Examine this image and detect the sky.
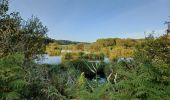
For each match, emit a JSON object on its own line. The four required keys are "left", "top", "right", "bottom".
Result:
{"left": 9, "top": 0, "right": 170, "bottom": 42}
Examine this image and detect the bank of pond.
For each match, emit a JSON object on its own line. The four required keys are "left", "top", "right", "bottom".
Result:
{"left": 35, "top": 54, "right": 133, "bottom": 84}
{"left": 36, "top": 54, "right": 131, "bottom": 65}
{"left": 35, "top": 54, "right": 109, "bottom": 82}
{"left": 36, "top": 54, "right": 110, "bottom": 65}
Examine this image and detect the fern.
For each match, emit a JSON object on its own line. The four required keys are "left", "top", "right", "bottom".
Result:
{"left": 5, "top": 92, "right": 20, "bottom": 100}
{"left": 0, "top": 53, "right": 27, "bottom": 100}
{"left": 113, "top": 58, "right": 170, "bottom": 99}
{"left": 9, "top": 79, "right": 28, "bottom": 90}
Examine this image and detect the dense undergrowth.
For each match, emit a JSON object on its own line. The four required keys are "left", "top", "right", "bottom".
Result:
{"left": 1, "top": 34, "right": 170, "bottom": 100}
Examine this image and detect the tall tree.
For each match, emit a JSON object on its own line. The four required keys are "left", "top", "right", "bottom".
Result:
{"left": 21, "top": 16, "right": 48, "bottom": 62}
{"left": 0, "top": 0, "right": 22, "bottom": 57}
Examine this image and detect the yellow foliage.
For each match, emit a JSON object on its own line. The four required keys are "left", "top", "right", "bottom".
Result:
{"left": 109, "top": 46, "right": 134, "bottom": 61}
{"left": 46, "top": 43, "right": 61, "bottom": 56}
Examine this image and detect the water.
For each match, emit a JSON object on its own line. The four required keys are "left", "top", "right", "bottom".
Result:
{"left": 36, "top": 54, "right": 108, "bottom": 83}
{"left": 92, "top": 77, "right": 107, "bottom": 84}
{"left": 104, "top": 57, "right": 110, "bottom": 63}
{"left": 36, "top": 54, "right": 110, "bottom": 65}
{"left": 36, "top": 54, "right": 62, "bottom": 65}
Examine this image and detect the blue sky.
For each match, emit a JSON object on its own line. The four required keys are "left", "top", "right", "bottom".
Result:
{"left": 9, "top": 0, "right": 170, "bottom": 42}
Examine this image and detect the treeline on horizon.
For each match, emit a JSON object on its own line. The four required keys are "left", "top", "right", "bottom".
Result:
{"left": 45, "top": 37, "right": 90, "bottom": 45}
{"left": 45, "top": 36, "right": 143, "bottom": 46}
{"left": 1, "top": 0, "right": 170, "bottom": 100}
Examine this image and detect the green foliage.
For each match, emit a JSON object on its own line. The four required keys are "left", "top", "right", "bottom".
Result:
{"left": 113, "top": 60, "right": 170, "bottom": 99}
{"left": 0, "top": 0, "right": 48, "bottom": 63}
{"left": 22, "top": 16, "right": 48, "bottom": 61}
{"left": 47, "top": 63, "right": 80, "bottom": 99}
{"left": 1, "top": 35, "right": 170, "bottom": 99}
{"left": 78, "top": 83, "right": 114, "bottom": 100}
{"left": 0, "top": 0, "right": 8, "bottom": 15}
{"left": 135, "top": 35, "right": 170, "bottom": 64}
{"left": 112, "top": 35, "right": 170, "bottom": 99}
{"left": 0, "top": 11, "right": 22, "bottom": 57}
{"left": 41, "top": 85, "right": 66, "bottom": 100}
{"left": 1, "top": 1, "right": 170, "bottom": 99}
{"left": 0, "top": 53, "right": 27, "bottom": 100}
{"left": 78, "top": 72, "right": 87, "bottom": 89}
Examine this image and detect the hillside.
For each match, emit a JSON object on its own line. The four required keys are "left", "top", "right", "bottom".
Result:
{"left": 45, "top": 37, "right": 89, "bottom": 45}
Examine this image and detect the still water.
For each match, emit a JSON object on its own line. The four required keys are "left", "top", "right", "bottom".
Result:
{"left": 36, "top": 54, "right": 110, "bottom": 65}
{"left": 36, "top": 54, "right": 62, "bottom": 64}
{"left": 36, "top": 54, "right": 108, "bottom": 83}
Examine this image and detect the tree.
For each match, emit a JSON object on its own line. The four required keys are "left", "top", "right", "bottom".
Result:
{"left": 0, "top": 0, "right": 8, "bottom": 15}
{"left": 21, "top": 16, "right": 48, "bottom": 63}
{"left": 0, "top": 0, "right": 22, "bottom": 57}
{"left": 0, "top": 0, "right": 48, "bottom": 62}
{"left": 0, "top": 12, "right": 22, "bottom": 57}
{"left": 0, "top": 0, "right": 21, "bottom": 57}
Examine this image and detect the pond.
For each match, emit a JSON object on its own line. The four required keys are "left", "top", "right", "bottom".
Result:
{"left": 36, "top": 54, "right": 62, "bottom": 65}
{"left": 36, "top": 54, "right": 108, "bottom": 83}
{"left": 36, "top": 54, "right": 110, "bottom": 65}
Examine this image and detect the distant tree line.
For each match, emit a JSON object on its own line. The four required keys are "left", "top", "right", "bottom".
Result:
{"left": 45, "top": 37, "right": 89, "bottom": 45}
